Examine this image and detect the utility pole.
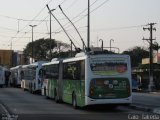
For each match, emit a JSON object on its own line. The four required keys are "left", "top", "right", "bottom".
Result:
{"left": 143, "top": 23, "right": 156, "bottom": 92}
{"left": 87, "top": 0, "right": 90, "bottom": 51}
{"left": 48, "top": 7, "right": 55, "bottom": 60}
{"left": 29, "top": 25, "right": 37, "bottom": 63}
{"left": 10, "top": 37, "right": 14, "bottom": 50}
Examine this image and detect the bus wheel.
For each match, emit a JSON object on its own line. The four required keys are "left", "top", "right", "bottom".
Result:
{"left": 72, "top": 93, "right": 77, "bottom": 109}
{"left": 31, "top": 84, "right": 33, "bottom": 93}
{"left": 29, "top": 83, "right": 32, "bottom": 93}
{"left": 54, "top": 89, "right": 59, "bottom": 103}
{"left": 44, "top": 87, "right": 46, "bottom": 96}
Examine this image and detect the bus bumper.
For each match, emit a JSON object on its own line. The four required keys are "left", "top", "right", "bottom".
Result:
{"left": 85, "top": 96, "right": 132, "bottom": 106}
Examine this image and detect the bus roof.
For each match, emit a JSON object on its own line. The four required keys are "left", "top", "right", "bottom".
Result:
{"left": 22, "top": 61, "right": 48, "bottom": 68}
{"left": 10, "top": 65, "right": 22, "bottom": 70}
{"left": 42, "top": 60, "right": 59, "bottom": 66}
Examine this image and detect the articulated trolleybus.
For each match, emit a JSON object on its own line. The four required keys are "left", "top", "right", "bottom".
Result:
{"left": 21, "top": 61, "right": 47, "bottom": 93}
{"left": 41, "top": 52, "right": 132, "bottom": 108}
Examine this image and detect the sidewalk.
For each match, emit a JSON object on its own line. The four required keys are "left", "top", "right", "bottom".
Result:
{"left": 130, "top": 91, "right": 160, "bottom": 114}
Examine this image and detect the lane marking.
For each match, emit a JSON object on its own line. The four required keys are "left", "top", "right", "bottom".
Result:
{"left": 0, "top": 104, "right": 18, "bottom": 120}
{"left": 0, "top": 104, "right": 9, "bottom": 115}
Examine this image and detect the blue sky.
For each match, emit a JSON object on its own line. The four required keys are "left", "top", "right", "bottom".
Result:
{"left": 0, "top": 0, "right": 160, "bottom": 53}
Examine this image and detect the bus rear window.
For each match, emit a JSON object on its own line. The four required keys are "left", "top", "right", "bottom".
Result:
{"left": 90, "top": 57, "right": 128, "bottom": 76}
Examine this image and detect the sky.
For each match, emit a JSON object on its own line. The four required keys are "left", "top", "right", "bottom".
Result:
{"left": 0, "top": 0, "right": 160, "bottom": 53}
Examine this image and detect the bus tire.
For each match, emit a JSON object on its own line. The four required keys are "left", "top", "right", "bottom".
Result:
{"left": 31, "top": 83, "right": 33, "bottom": 93}
{"left": 54, "top": 89, "right": 59, "bottom": 103}
{"left": 46, "top": 89, "right": 49, "bottom": 99}
{"left": 29, "top": 83, "right": 31, "bottom": 93}
{"left": 72, "top": 93, "right": 77, "bottom": 109}
{"left": 44, "top": 87, "right": 46, "bottom": 96}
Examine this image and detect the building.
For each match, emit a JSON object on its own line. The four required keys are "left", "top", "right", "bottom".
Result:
{"left": 0, "top": 50, "right": 13, "bottom": 68}
{"left": 12, "top": 51, "right": 25, "bottom": 67}
{"left": 0, "top": 50, "right": 25, "bottom": 68}
{"left": 133, "top": 52, "right": 160, "bottom": 90}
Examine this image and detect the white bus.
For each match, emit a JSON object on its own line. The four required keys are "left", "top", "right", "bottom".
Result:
{"left": 10, "top": 65, "right": 22, "bottom": 87}
{"left": 41, "top": 52, "right": 132, "bottom": 108}
{"left": 0, "top": 66, "right": 10, "bottom": 87}
{"left": 21, "top": 61, "right": 48, "bottom": 93}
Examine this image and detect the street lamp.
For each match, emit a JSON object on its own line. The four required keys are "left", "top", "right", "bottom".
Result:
{"left": 99, "top": 39, "right": 103, "bottom": 51}
{"left": 29, "top": 25, "right": 37, "bottom": 63}
{"left": 110, "top": 39, "right": 114, "bottom": 51}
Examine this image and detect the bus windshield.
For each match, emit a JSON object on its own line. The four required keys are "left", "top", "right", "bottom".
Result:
{"left": 90, "top": 56, "right": 128, "bottom": 76}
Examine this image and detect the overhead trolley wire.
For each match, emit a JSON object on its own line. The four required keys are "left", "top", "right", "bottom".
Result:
{"left": 9, "top": 0, "right": 54, "bottom": 47}
{"left": 12, "top": 0, "right": 68, "bottom": 48}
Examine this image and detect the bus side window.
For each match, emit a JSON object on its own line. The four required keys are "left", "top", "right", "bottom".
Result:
{"left": 63, "top": 61, "right": 84, "bottom": 80}
{"left": 39, "top": 69, "right": 46, "bottom": 78}
{"left": 74, "top": 61, "right": 80, "bottom": 80}
{"left": 20, "top": 71, "right": 24, "bottom": 79}
{"left": 43, "top": 70, "right": 46, "bottom": 76}
{"left": 80, "top": 60, "right": 85, "bottom": 80}
{"left": 39, "top": 69, "right": 43, "bottom": 76}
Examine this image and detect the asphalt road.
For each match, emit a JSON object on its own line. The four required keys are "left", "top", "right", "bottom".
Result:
{"left": 0, "top": 88, "right": 153, "bottom": 120}
{"left": 132, "top": 92, "right": 160, "bottom": 108}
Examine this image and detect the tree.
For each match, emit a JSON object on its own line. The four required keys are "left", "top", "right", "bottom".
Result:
{"left": 153, "top": 42, "right": 160, "bottom": 53}
{"left": 23, "top": 38, "right": 70, "bottom": 63}
{"left": 123, "top": 46, "right": 149, "bottom": 67}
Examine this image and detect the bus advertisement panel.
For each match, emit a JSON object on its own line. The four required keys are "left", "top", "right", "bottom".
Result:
{"left": 88, "top": 55, "right": 131, "bottom": 102}
{"left": 90, "top": 56, "right": 128, "bottom": 76}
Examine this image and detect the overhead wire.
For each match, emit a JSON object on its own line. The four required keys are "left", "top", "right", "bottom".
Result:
{"left": 1, "top": 0, "right": 75, "bottom": 48}
{"left": 45, "top": 0, "right": 99, "bottom": 48}
{"left": 91, "top": 24, "right": 148, "bottom": 32}
{"left": 12, "top": 0, "right": 68, "bottom": 48}
{"left": 50, "top": 0, "right": 108, "bottom": 48}
{"left": 10, "top": 0, "right": 54, "bottom": 48}
{"left": 3, "top": 0, "right": 152, "bottom": 51}
{"left": 65, "top": 0, "right": 78, "bottom": 10}
{"left": 0, "top": 26, "right": 17, "bottom": 32}
{"left": 61, "top": 0, "right": 109, "bottom": 31}
{"left": 54, "top": 0, "right": 99, "bottom": 33}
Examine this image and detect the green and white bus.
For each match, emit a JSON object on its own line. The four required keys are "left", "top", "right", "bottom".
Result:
{"left": 21, "top": 61, "right": 47, "bottom": 93}
{"left": 41, "top": 53, "right": 132, "bottom": 108}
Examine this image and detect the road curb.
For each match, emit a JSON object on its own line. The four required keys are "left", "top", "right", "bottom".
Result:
{"left": 130, "top": 104, "right": 160, "bottom": 115}
{"left": 153, "top": 108, "right": 160, "bottom": 114}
